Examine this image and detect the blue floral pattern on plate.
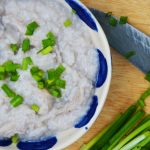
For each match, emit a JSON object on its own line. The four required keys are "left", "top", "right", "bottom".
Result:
{"left": 96, "top": 49, "right": 108, "bottom": 87}
{"left": 75, "top": 96, "right": 98, "bottom": 128}
{"left": 0, "top": 139, "right": 12, "bottom": 147}
{"left": 17, "top": 137, "right": 57, "bottom": 150}
{"left": 65, "top": 0, "right": 98, "bottom": 31}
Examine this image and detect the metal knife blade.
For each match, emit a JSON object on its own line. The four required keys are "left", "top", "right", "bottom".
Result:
{"left": 90, "top": 9, "right": 150, "bottom": 73}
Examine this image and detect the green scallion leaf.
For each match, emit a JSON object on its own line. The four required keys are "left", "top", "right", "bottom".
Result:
{"left": 37, "top": 46, "right": 53, "bottom": 55}
{"left": 119, "top": 16, "right": 128, "bottom": 25}
{"left": 31, "top": 104, "right": 40, "bottom": 113}
{"left": 10, "top": 95, "right": 24, "bottom": 107}
{"left": 47, "top": 69, "right": 55, "bottom": 80}
{"left": 42, "top": 38, "right": 56, "bottom": 48}
{"left": 105, "top": 12, "right": 112, "bottom": 17}
{"left": 5, "top": 63, "right": 20, "bottom": 73}
{"left": 64, "top": 19, "right": 72, "bottom": 27}
{"left": 0, "top": 73, "right": 6, "bottom": 80}
{"left": 10, "top": 71, "right": 20, "bottom": 82}
{"left": 46, "top": 32, "right": 56, "bottom": 44}
{"left": 48, "top": 87, "right": 62, "bottom": 98}
{"left": 30, "top": 66, "right": 44, "bottom": 82}
{"left": 55, "top": 64, "right": 65, "bottom": 78}
{"left": 72, "top": 9, "right": 76, "bottom": 14}
{"left": 25, "top": 21, "right": 39, "bottom": 36}
{"left": 22, "top": 38, "right": 30, "bottom": 52}
{"left": 11, "top": 134, "right": 19, "bottom": 144}
{"left": 10, "top": 44, "right": 19, "bottom": 54}
{"left": 145, "top": 71, "right": 150, "bottom": 82}
{"left": 22, "top": 57, "right": 33, "bottom": 70}
{"left": 124, "top": 51, "right": 136, "bottom": 59}
{"left": 55, "top": 79, "right": 66, "bottom": 89}
{"left": 0, "top": 66, "right": 5, "bottom": 73}
{"left": 109, "top": 17, "right": 118, "bottom": 27}
{"left": 1, "top": 84, "right": 16, "bottom": 98}
{"left": 38, "top": 81, "right": 45, "bottom": 89}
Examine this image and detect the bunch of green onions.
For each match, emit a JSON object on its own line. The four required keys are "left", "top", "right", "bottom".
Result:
{"left": 30, "top": 64, "right": 66, "bottom": 98}
{"left": 81, "top": 89, "right": 150, "bottom": 150}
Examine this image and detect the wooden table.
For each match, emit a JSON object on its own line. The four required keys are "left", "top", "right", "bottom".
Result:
{"left": 66, "top": 1, "right": 150, "bottom": 149}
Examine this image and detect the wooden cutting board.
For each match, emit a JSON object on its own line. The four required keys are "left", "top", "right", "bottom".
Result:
{"left": 65, "top": 1, "right": 150, "bottom": 150}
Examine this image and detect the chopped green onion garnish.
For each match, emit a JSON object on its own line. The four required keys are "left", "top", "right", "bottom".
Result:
{"left": 42, "top": 39, "right": 53, "bottom": 49}
{"left": 145, "top": 71, "right": 150, "bottom": 82}
{"left": 25, "top": 21, "right": 39, "bottom": 36}
{"left": 64, "top": 19, "right": 72, "bottom": 27}
{"left": 55, "top": 64, "right": 65, "bottom": 78}
{"left": 22, "top": 38, "right": 30, "bottom": 52}
{"left": 124, "top": 51, "right": 136, "bottom": 59}
{"left": 31, "top": 65, "right": 66, "bottom": 98}
{"left": 5, "top": 63, "right": 20, "bottom": 73}
{"left": 48, "top": 87, "right": 62, "bottom": 98}
{"left": 31, "top": 104, "right": 40, "bottom": 113}
{"left": 0, "top": 66, "right": 5, "bottom": 73}
{"left": 0, "top": 73, "right": 6, "bottom": 80}
{"left": 11, "top": 134, "right": 19, "bottom": 144}
{"left": 109, "top": 17, "right": 118, "bottom": 27}
{"left": 10, "top": 44, "right": 19, "bottom": 54}
{"left": 38, "top": 81, "right": 45, "bottom": 89}
{"left": 72, "top": 9, "right": 76, "bottom": 14}
{"left": 47, "top": 68, "right": 55, "bottom": 80}
{"left": 22, "top": 57, "right": 33, "bottom": 70}
{"left": 46, "top": 32, "right": 56, "bottom": 45}
{"left": 1, "top": 84, "right": 16, "bottom": 98}
{"left": 55, "top": 79, "right": 66, "bottom": 89}
{"left": 37, "top": 46, "right": 53, "bottom": 55}
{"left": 10, "top": 95, "right": 24, "bottom": 107}
{"left": 30, "top": 66, "right": 44, "bottom": 82}
{"left": 105, "top": 12, "right": 112, "bottom": 17}
{"left": 119, "top": 16, "right": 128, "bottom": 25}
{"left": 10, "top": 71, "right": 20, "bottom": 81}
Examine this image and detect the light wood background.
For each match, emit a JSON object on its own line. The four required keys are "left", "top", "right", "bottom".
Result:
{"left": 66, "top": 1, "right": 150, "bottom": 150}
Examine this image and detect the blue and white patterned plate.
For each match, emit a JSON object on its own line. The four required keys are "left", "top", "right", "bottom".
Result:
{"left": 0, "top": 0, "right": 111, "bottom": 149}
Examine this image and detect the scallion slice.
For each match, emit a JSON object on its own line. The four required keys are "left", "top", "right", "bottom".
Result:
{"left": 55, "top": 79, "right": 66, "bottom": 89}
{"left": 119, "top": 16, "right": 128, "bottom": 25}
{"left": 145, "top": 71, "right": 150, "bottom": 82}
{"left": 46, "top": 32, "right": 56, "bottom": 46}
{"left": 55, "top": 64, "right": 65, "bottom": 78}
{"left": 10, "top": 71, "right": 20, "bottom": 81}
{"left": 37, "top": 46, "right": 53, "bottom": 55}
{"left": 25, "top": 21, "right": 39, "bottom": 36}
{"left": 10, "top": 95, "right": 24, "bottom": 107}
{"left": 48, "top": 87, "right": 62, "bottom": 98}
{"left": 38, "top": 81, "right": 45, "bottom": 89}
{"left": 22, "top": 38, "right": 30, "bottom": 52}
{"left": 47, "top": 69, "right": 55, "bottom": 80}
{"left": 64, "top": 19, "right": 72, "bottom": 27}
{"left": 30, "top": 66, "right": 44, "bottom": 82}
{"left": 1, "top": 84, "right": 16, "bottom": 98}
{"left": 11, "top": 134, "right": 19, "bottom": 144}
{"left": 124, "top": 51, "right": 136, "bottom": 59}
{"left": 10, "top": 44, "right": 19, "bottom": 54}
{"left": 109, "top": 17, "right": 117, "bottom": 27}
{"left": 31, "top": 104, "right": 40, "bottom": 113}
{"left": 22, "top": 57, "right": 33, "bottom": 70}
{"left": 72, "top": 9, "right": 76, "bottom": 14}
{"left": 0, "top": 73, "right": 6, "bottom": 80}
{"left": 0, "top": 66, "right": 5, "bottom": 73}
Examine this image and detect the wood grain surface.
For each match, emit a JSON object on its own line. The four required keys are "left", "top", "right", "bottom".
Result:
{"left": 66, "top": 1, "right": 150, "bottom": 150}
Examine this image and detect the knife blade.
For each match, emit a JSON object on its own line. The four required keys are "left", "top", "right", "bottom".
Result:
{"left": 90, "top": 9, "right": 150, "bottom": 73}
